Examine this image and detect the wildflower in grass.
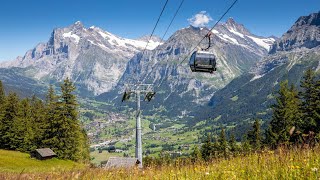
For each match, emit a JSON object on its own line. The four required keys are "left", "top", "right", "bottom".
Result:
{"left": 205, "top": 172, "right": 209, "bottom": 175}
{"left": 311, "top": 167, "right": 318, "bottom": 172}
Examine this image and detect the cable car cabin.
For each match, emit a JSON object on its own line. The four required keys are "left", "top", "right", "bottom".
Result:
{"left": 189, "top": 51, "right": 217, "bottom": 73}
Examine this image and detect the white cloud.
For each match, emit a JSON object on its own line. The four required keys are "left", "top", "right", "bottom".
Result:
{"left": 188, "top": 11, "right": 212, "bottom": 27}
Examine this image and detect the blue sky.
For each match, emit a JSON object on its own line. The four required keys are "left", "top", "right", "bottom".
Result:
{"left": 0, "top": 0, "right": 319, "bottom": 61}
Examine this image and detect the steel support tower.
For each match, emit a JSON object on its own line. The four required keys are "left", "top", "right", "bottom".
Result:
{"left": 122, "top": 83, "right": 155, "bottom": 168}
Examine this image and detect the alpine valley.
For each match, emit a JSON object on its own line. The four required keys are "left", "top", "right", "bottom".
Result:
{"left": 2, "top": 11, "right": 319, "bottom": 159}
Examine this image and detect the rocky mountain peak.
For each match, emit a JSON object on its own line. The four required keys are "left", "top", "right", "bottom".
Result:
{"left": 295, "top": 11, "right": 320, "bottom": 26}
{"left": 71, "top": 21, "right": 85, "bottom": 29}
{"left": 224, "top": 18, "right": 250, "bottom": 35}
{"left": 269, "top": 11, "right": 320, "bottom": 54}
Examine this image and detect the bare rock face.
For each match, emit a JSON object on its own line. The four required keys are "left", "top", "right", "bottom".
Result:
{"left": 270, "top": 12, "right": 320, "bottom": 54}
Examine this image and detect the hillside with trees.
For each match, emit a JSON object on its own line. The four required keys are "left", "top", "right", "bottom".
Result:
{"left": 0, "top": 79, "right": 89, "bottom": 162}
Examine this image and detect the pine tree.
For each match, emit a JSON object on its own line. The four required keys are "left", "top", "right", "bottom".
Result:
{"left": 0, "top": 93, "right": 20, "bottom": 149}
{"left": 247, "top": 119, "right": 262, "bottom": 150}
{"left": 266, "top": 81, "right": 302, "bottom": 148}
{"left": 299, "top": 69, "right": 318, "bottom": 132}
{"left": 241, "top": 135, "right": 251, "bottom": 153}
{"left": 46, "top": 78, "right": 89, "bottom": 161}
{"left": 218, "top": 128, "right": 228, "bottom": 158}
{"left": 30, "top": 96, "right": 46, "bottom": 150}
{"left": 11, "top": 98, "right": 35, "bottom": 151}
{"left": 0, "top": 80, "right": 5, "bottom": 106}
{"left": 229, "top": 132, "right": 239, "bottom": 153}
{"left": 201, "top": 135, "right": 214, "bottom": 161}
{"left": 42, "top": 85, "right": 59, "bottom": 152}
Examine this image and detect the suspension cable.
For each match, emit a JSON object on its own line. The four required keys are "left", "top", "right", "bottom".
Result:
{"left": 178, "top": 0, "right": 238, "bottom": 66}
{"left": 141, "top": 0, "right": 169, "bottom": 57}
{"left": 141, "top": 0, "right": 186, "bottom": 85}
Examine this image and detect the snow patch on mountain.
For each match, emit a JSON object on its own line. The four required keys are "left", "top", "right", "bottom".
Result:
{"left": 229, "top": 28, "right": 245, "bottom": 38}
{"left": 97, "top": 29, "right": 161, "bottom": 50}
{"left": 63, "top": 32, "right": 81, "bottom": 44}
{"left": 211, "top": 30, "right": 239, "bottom": 45}
{"left": 247, "top": 35, "right": 274, "bottom": 51}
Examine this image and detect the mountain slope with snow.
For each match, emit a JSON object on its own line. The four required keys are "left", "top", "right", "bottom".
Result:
{"left": 0, "top": 21, "right": 162, "bottom": 95}
{"left": 97, "top": 18, "right": 275, "bottom": 118}
{"left": 205, "top": 11, "right": 320, "bottom": 128}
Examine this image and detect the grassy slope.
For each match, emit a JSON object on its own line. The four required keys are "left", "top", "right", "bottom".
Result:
{"left": 1, "top": 148, "right": 320, "bottom": 179}
{"left": 0, "top": 150, "right": 85, "bottom": 173}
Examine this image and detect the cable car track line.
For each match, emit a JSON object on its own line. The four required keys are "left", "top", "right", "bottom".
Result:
{"left": 141, "top": 0, "right": 169, "bottom": 57}
{"left": 141, "top": 0, "right": 185, "bottom": 85}
{"left": 178, "top": 0, "right": 238, "bottom": 66}
{"left": 133, "top": 0, "right": 170, "bottom": 83}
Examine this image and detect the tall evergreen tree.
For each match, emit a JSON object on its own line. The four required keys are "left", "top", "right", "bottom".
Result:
{"left": 51, "top": 78, "right": 89, "bottom": 161}
{"left": 299, "top": 69, "right": 318, "bottom": 132}
{"left": 241, "top": 135, "right": 251, "bottom": 153}
{"left": 0, "top": 93, "right": 20, "bottom": 149}
{"left": 266, "top": 81, "right": 302, "bottom": 148}
{"left": 30, "top": 96, "right": 46, "bottom": 149}
{"left": 11, "top": 98, "right": 35, "bottom": 151}
{"left": 0, "top": 80, "right": 5, "bottom": 106}
{"left": 201, "top": 135, "right": 214, "bottom": 161}
{"left": 229, "top": 132, "right": 239, "bottom": 153}
{"left": 247, "top": 119, "right": 262, "bottom": 150}
{"left": 218, "top": 128, "right": 228, "bottom": 158}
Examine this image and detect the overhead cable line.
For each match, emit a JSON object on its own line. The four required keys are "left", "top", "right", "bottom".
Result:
{"left": 159, "top": 0, "right": 185, "bottom": 44}
{"left": 134, "top": 0, "right": 170, "bottom": 83}
{"left": 141, "top": 0, "right": 170, "bottom": 57}
{"left": 178, "top": 0, "right": 238, "bottom": 66}
{"left": 141, "top": 0, "right": 185, "bottom": 85}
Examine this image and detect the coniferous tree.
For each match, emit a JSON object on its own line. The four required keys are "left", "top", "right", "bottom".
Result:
{"left": 11, "top": 98, "right": 35, "bottom": 151}
{"left": 299, "top": 69, "right": 318, "bottom": 132}
{"left": 43, "top": 84, "right": 58, "bottom": 148}
{"left": 201, "top": 135, "right": 214, "bottom": 161}
{"left": 266, "top": 81, "right": 302, "bottom": 148}
{"left": 0, "top": 93, "right": 19, "bottom": 149}
{"left": 247, "top": 119, "right": 262, "bottom": 150}
{"left": 30, "top": 96, "right": 46, "bottom": 149}
{"left": 241, "top": 135, "right": 251, "bottom": 153}
{"left": 0, "top": 80, "right": 5, "bottom": 106}
{"left": 218, "top": 128, "right": 228, "bottom": 158}
{"left": 229, "top": 132, "right": 239, "bottom": 154}
{"left": 52, "top": 78, "right": 89, "bottom": 161}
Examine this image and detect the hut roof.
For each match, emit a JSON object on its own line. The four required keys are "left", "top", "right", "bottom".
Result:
{"left": 35, "top": 148, "right": 56, "bottom": 157}
{"left": 105, "top": 157, "right": 140, "bottom": 169}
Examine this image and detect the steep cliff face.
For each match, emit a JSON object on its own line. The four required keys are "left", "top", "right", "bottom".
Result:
{"left": 270, "top": 11, "right": 320, "bottom": 54}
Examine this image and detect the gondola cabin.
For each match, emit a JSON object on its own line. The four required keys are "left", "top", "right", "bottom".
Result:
{"left": 189, "top": 51, "right": 217, "bottom": 73}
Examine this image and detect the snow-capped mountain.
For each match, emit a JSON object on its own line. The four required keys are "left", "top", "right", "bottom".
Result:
{"left": 98, "top": 18, "right": 275, "bottom": 117}
{"left": 1, "top": 21, "right": 162, "bottom": 95}
{"left": 1, "top": 18, "right": 274, "bottom": 99}
{"left": 213, "top": 18, "right": 276, "bottom": 54}
{"left": 206, "top": 11, "right": 320, "bottom": 127}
